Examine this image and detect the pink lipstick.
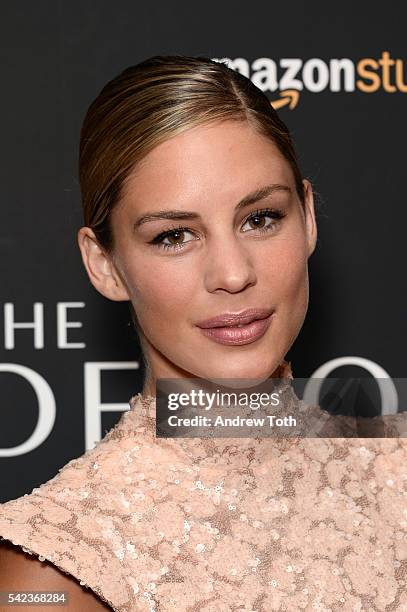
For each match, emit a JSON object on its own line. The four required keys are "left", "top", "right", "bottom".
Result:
{"left": 196, "top": 308, "right": 274, "bottom": 346}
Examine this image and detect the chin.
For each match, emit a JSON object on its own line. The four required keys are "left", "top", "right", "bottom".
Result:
{"left": 195, "top": 361, "right": 278, "bottom": 388}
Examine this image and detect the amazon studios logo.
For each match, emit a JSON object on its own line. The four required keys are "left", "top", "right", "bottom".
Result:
{"left": 213, "top": 52, "right": 407, "bottom": 109}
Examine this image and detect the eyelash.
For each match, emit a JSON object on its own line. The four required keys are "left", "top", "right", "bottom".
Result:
{"left": 149, "top": 207, "right": 287, "bottom": 252}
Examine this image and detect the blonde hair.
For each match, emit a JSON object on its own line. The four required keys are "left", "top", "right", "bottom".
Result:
{"left": 79, "top": 54, "right": 305, "bottom": 253}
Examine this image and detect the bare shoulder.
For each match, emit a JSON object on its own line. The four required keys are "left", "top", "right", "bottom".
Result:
{"left": 0, "top": 541, "right": 111, "bottom": 611}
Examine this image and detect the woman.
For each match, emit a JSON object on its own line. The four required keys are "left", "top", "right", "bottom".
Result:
{"left": 0, "top": 55, "right": 406, "bottom": 611}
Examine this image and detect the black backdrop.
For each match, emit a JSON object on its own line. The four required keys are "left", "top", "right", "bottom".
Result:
{"left": 1, "top": 1, "right": 406, "bottom": 501}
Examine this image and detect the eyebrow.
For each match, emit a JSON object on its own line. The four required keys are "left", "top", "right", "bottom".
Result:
{"left": 133, "top": 183, "right": 292, "bottom": 230}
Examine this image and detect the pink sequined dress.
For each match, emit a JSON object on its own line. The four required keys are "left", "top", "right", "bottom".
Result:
{"left": 1, "top": 361, "right": 407, "bottom": 611}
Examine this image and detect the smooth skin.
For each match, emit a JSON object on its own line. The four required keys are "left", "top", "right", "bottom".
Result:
{"left": 0, "top": 119, "right": 317, "bottom": 608}
{"left": 0, "top": 541, "right": 110, "bottom": 610}
{"left": 78, "top": 118, "right": 317, "bottom": 394}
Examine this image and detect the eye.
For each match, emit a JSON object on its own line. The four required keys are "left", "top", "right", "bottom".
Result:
{"left": 149, "top": 208, "right": 286, "bottom": 253}
{"left": 241, "top": 208, "right": 286, "bottom": 233}
{"left": 149, "top": 226, "right": 198, "bottom": 251}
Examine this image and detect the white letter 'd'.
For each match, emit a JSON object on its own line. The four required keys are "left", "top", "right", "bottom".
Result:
{"left": 0, "top": 364, "right": 56, "bottom": 456}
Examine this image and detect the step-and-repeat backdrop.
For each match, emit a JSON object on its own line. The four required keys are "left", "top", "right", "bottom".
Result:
{"left": 1, "top": 3, "right": 406, "bottom": 501}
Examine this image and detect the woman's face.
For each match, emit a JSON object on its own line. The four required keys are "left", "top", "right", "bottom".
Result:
{"left": 80, "top": 119, "right": 317, "bottom": 391}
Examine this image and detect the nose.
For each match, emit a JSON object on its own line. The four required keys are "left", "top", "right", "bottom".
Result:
{"left": 203, "top": 232, "right": 257, "bottom": 294}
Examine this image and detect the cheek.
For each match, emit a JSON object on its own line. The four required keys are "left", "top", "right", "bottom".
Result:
{"left": 125, "top": 258, "right": 196, "bottom": 323}
{"left": 260, "top": 232, "right": 309, "bottom": 303}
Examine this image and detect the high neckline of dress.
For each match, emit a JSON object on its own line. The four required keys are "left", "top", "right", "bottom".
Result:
{"left": 124, "top": 359, "right": 295, "bottom": 434}
{"left": 109, "top": 360, "right": 311, "bottom": 460}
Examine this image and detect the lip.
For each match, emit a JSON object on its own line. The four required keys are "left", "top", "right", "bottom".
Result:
{"left": 197, "top": 308, "right": 273, "bottom": 328}
{"left": 196, "top": 308, "right": 274, "bottom": 346}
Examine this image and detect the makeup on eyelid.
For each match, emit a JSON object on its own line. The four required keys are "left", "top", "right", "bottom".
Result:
{"left": 147, "top": 207, "right": 287, "bottom": 251}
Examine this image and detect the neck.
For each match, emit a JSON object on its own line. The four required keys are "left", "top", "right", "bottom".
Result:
{"left": 141, "top": 359, "right": 293, "bottom": 398}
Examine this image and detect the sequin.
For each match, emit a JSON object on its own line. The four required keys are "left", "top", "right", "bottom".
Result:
{"left": 0, "top": 365, "right": 407, "bottom": 612}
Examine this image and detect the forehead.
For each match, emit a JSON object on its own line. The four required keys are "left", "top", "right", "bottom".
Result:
{"left": 120, "top": 119, "right": 293, "bottom": 208}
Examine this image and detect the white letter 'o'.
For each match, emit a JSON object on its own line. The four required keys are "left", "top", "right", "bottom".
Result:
{"left": 303, "top": 356, "right": 398, "bottom": 415}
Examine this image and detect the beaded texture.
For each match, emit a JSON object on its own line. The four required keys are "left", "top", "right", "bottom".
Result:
{"left": 0, "top": 362, "right": 407, "bottom": 611}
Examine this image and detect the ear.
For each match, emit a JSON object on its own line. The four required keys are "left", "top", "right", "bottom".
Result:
{"left": 302, "top": 179, "right": 317, "bottom": 257}
{"left": 77, "top": 227, "right": 130, "bottom": 301}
